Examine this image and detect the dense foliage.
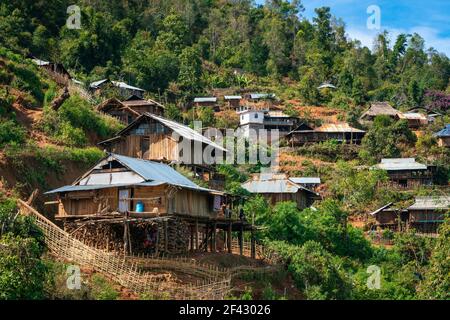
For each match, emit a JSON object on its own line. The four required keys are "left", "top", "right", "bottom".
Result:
{"left": 1, "top": 1, "right": 449, "bottom": 107}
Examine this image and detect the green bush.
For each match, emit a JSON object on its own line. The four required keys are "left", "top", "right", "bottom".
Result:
{"left": 0, "top": 119, "right": 26, "bottom": 148}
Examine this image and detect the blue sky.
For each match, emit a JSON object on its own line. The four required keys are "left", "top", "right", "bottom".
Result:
{"left": 255, "top": 0, "right": 450, "bottom": 55}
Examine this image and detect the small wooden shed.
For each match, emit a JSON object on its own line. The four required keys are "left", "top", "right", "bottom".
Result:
{"left": 242, "top": 173, "right": 319, "bottom": 210}
{"left": 407, "top": 196, "right": 450, "bottom": 234}
{"left": 435, "top": 124, "right": 450, "bottom": 148}
{"left": 96, "top": 96, "right": 165, "bottom": 125}
{"left": 287, "top": 123, "right": 366, "bottom": 146}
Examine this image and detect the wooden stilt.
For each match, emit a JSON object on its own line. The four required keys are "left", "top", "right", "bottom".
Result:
{"left": 204, "top": 224, "right": 209, "bottom": 252}
{"left": 239, "top": 224, "right": 243, "bottom": 256}
{"left": 251, "top": 229, "right": 256, "bottom": 259}
{"left": 227, "top": 222, "right": 232, "bottom": 254}
{"left": 164, "top": 220, "right": 168, "bottom": 253}
{"left": 190, "top": 225, "right": 194, "bottom": 252}
{"left": 195, "top": 220, "right": 199, "bottom": 251}
{"left": 212, "top": 223, "right": 217, "bottom": 252}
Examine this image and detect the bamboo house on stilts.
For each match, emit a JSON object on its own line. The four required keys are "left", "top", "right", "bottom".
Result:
{"left": 45, "top": 153, "right": 256, "bottom": 256}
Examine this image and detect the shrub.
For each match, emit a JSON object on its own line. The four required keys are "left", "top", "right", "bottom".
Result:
{"left": 0, "top": 119, "right": 26, "bottom": 148}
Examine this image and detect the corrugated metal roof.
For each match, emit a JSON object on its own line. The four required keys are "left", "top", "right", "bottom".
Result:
{"left": 45, "top": 181, "right": 164, "bottom": 194}
{"left": 398, "top": 112, "right": 427, "bottom": 120}
{"left": 369, "top": 203, "right": 394, "bottom": 216}
{"left": 142, "top": 114, "right": 228, "bottom": 152}
{"left": 242, "top": 178, "right": 315, "bottom": 195}
{"left": 315, "top": 123, "right": 365, "bottom": 133}
{"left": 224, "top": 95, "right": 242, "bottom": 100}
{"left": 290, "top": 177, "right": 321, "bottom": 185}
{"left": 408, "top": 197, "right": 450, "bottom": 210}
{"left": 267, "top": 111, "right": 291, "bottom": 118}
{"left": 374, "top": 158, "right": 428, "bottom": 171}
{"left": 249, "top": 93, "right": 275, "bottom": 100}
{"left": 46, "top": 154, "right": 219, "bottom": 194}
{"left": 90, "top": 79, "right": 108, "bottom": 88}
{"left": 317, "top": 83, "right": 336, "bottom": 89}
{"left": 194, "top": 97, "right": 217, "bottom": 103}
{"left": 32, "top": 58, "right": 50, "bottom": 66}
{"left": 435, "top": 124, "right": 450, "bottom": 137}
{"left": 112, "top": 81, "right": 145, "bottom": 92}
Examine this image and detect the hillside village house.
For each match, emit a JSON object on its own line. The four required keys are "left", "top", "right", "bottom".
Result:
{"left": 224, "top": 95, "right": 242, "bottom": 108}
{"left": 194, "top": 97, "right": 219, "bottom": 111}
{"left": 96, "top": 95, "right": 165, "bottom": 125}
{"left": 407, "top": 196, "right": 450, "bottom": 234}
{"left": 45, "top": 153, "right": 255, "bottom": 255}
{"left": 397, "top": 112, "right": 428, "bottom": 129}
{"left": 238, "top": 109, "right": 300, "bottom": 141}
{"left": 360, "top": 102, "right": 402, "bottom": 122}
{"left": 89, "top": 79, "right": 145, "bottom": 98}
{"left": 435, "top": 124, "right": 450, "bottom": 147}
{"left": 369, "top": 203, "right": 409, "bottom": 231}
{"left": 289, "top": 177, "right": 321, "bottom": 191}
{"left": 286, "top": 123, "right": 366, "bottom": 146}
{"left": 372, "top": 158, "right": 434, "bottom": 188}
{"left": 98, "top": 113, "right": 228, "bottom": 185}
{"left": 242, "top": 173, "right": 319, "bottom": 210}
{"left": 32, "top": 57, "right": 71, "bottom": 85}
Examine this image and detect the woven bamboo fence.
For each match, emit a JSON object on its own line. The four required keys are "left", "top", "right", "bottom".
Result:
{"left": 17, "top": 200, "right": 231, "bottom": 300}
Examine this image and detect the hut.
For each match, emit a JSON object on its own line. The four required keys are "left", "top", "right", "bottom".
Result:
{"left": 89, "top": 79, "right": 145, "bottom": 99}
{"left": 224, "top": 95, "right": 242, "bottom": 108}
{"left": 45, "top": 153, "right": 255, "bottom": 255}
{"left": 32, "top": 58, "right": 71, "bottom": 85}
{"left": 242, "top": 173, "right": 319, "bottom": 210}
{"left": 372, "top": 158, "right": 434, "bottom": 188}
{"left": 98, "top": 113, "right": 228, "bottom": 182}
{"left": 96, "top": 96, "right": 165, "bottom": 125}
{"left": 286, "top": 123, "right": 366, "bottom": 146}
{"left": 407, "top": 196, "right": 450, "bottom": 234}
{"left": 289, "top": 177, "right": 321, "bottom": 191}
{"left": 435, "top": 124, "right": 450, "bottom": 147}
{"left": 194, "top": 97, "right": 218, "bottom": 111}
{"left": 397, "top": 112, "right": 428, "bottom": 129}
{"left": 369, "top": 203, "right": 408, "bottom": 231}
{"left": 360, "top": 102, "right": 401, "bottom": 121}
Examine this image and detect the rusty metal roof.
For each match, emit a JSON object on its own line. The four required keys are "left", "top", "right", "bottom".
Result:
{"left": 315, "top": 123, "right": 365, "bottom": 133}
{"left": 242, "top": 177, "right": 316, "bottom": 195}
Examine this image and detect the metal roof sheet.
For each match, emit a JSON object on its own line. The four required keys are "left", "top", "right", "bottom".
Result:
{"left": 290, "top": 177, "right": 321, "bottom": 184}
{"left": 90, "top": 79, "right": 109, "bottom": 88}
{"left": 369, "top": 203, "right": 394, "bottom": 216}
{"left": 249, "top": 93, "right": 275, "bottom": 100}
{"left": 374, "top": 158, "right": 428, "bottom": 171}
{"left": 46, "top": 154, "right": 219, "bottom": 194}
{"left": 317, "top": 83, "right": 336, "bottom": 89}
{"left": 315, "top": 123, "right": 365, "bottom": 133}
{"left": 194, "top": 97, "right": 217, "bottom": 103}
{"left": 408, "top": 197, "right": 450, "bottom": 210}
{"left": 398, "top": 112, "right": 427, "bottom": 120}
{"left": 224, "top": 95, "right": 242, "bottom": 100}
{"left": 242, "top": 178, "right": 315, "bottom": 195}
{"left": 111, "top": 81, "right": 145, "bottom": 92}
{"left": 32, "top": 58, "right": 50, "bottom": 66}
{"left": 45, "top": 181, "right": 164, "bottom": 194}
{"left": 142, "top": 114, "right": 228, "bottom": 152}
{"left": 435, "top": 124, "right": 450, "bottom": 137}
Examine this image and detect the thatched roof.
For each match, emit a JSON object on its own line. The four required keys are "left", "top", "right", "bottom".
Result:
{"left": 361, "top": 102, "right": 401, "bottom": 119}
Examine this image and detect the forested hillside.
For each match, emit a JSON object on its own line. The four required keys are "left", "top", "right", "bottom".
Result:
{"left": 1, "top": 0, "right": 449, "bottom": 108}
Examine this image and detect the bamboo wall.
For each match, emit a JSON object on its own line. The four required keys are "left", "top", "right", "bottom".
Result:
{"left": 57, "top": 185, "right": 215, "bottom": 218}
{"left": 261, "top": 191, "right": 310, "bottom": 210}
